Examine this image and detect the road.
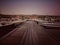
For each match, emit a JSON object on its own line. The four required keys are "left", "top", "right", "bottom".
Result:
{"left": 0, "top": 21, "right": 60, "bottom": 45}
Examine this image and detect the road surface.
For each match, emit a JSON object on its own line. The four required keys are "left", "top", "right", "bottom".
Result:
{"left": 0, "top": 21, "right": 60, "bottom": 45}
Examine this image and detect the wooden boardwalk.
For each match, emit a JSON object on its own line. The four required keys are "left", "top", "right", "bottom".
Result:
{"left": 0, "top": 21, "right": 60, "bottom": 45}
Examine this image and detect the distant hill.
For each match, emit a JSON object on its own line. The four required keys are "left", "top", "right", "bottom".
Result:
{"left": 0, "top": 14, "right": 60, "bottom": 18}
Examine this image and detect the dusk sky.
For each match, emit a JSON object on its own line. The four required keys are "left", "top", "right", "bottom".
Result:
{"left": 0, "top": 0, "right": 60, "bottom": 15}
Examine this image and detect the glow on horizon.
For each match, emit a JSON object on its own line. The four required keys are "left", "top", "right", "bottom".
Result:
{"left": 0, "top": 0, "right": 60, "bottom": 15}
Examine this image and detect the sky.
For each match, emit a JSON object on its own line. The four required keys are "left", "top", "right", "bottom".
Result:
{"left": 0, "top": 0, "right": 60, "bottom": 15}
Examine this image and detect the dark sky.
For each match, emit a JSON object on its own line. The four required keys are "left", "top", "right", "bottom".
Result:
{"left": 0, "top": 0, "right": 60, "bottom": 15}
